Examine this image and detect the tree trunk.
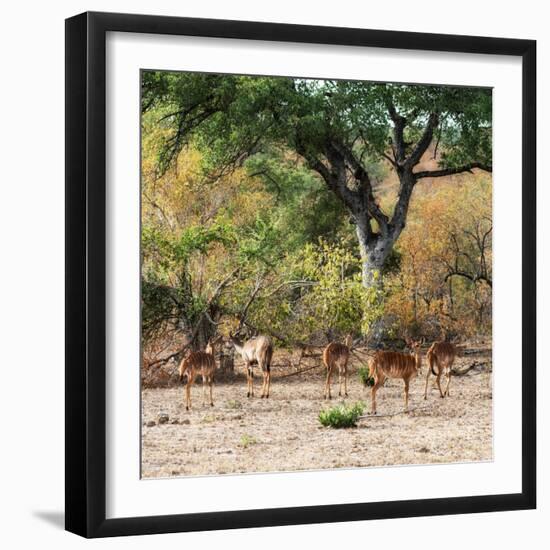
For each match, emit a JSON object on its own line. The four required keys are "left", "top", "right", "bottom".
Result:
{"left": 355, "top": 216, "right": 392, "bottom": 289}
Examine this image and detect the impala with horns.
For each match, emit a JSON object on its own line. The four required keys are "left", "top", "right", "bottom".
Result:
{"left": 322, "top": 335, "right": 352, "bottom": 400}
{"left": 178, "top": 336, "right": 220, "bottom": 411}
{"left": 368, "top": 339, "right": 423, "bottom": 414}
{"left": 229, "top": 333, "right": 273, "bottom": 398}
{"left": 424, "top": 341, "right": 457, "bottom": 400}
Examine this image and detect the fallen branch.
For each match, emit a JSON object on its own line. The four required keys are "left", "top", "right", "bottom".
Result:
{"left": 451, "top": 360, "right": 490, "bottom": 376}
{"left": 460, "top": 348, "right": 491, "bottom": 356}
{"left": 275, "top": 362, "right": 325, "bottom": 379}
{"left": 358, "top": 404, "right": 432, "bottom": 419}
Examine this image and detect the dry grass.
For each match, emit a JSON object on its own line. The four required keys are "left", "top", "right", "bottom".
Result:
{"left": 141, "top": 348, "right": 492, "bottom": 478}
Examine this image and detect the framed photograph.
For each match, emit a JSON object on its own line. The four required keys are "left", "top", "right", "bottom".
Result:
{"left": 65, "top": 11, "right": 536, "bottom": 538}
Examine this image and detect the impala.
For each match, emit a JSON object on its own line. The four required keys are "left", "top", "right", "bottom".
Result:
{"left": 368, "top": 339, "right": 423, "bottom": 414}
{"left": 322, "top": 335, "right": 352, "bottom": 400}
{"left": 178, "top": 337, "right": 218, "bottom": 411}
{"left": 424, "top": 341, "right": 457, "bottom": 399}
{"left": 229, "top": 333, "right": 273, "bottom": 398}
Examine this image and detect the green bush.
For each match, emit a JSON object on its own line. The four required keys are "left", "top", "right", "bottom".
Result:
{"left": 358, "top": 366, "right": 375, "bottom": 387}
{"left": 318, "top": 402, "right": 365, "bottom": 429}
{"left": 239, "top": 434, "right": 258, "bottom": 448}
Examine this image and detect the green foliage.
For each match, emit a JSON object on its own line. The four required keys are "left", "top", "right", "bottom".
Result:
{"left": 141, "top": 280, "right": 179, "bottom": 338}
{"left": 235, "top": 214, "right": 281, "bottom": 266}
{"left": 140, "top": 72, "right": 493, "bottom": 352}
{"left": 319, "top": 402, "right": 365, "bottom": 429}
{"left": 296, "top": 238, "right": 384, "bottom": 336}
{"left": 239, "top": 434, "right": 258, "bottom": 448}
{"left": 175, "top": 223, "right": 233, "bottom": 262}
{"left": 141, "top": 220, "right": 235, "bottom": 338}
{"left": 244, "top": 150, "right": 348, "bottom": 252}
{"left": 358, "top": 367, "right": 375, "bottom": 387}
{"left": 142, "top": 73, "right": 492, "bottom": 180}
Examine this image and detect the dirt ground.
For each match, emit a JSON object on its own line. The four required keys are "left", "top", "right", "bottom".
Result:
{"left": 141, "top": 348, "right": 492, "bottom": 478}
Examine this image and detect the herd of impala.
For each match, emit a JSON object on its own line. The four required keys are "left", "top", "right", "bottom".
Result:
{"left": 178, "top": 332, "right": 457, "bottom": 414}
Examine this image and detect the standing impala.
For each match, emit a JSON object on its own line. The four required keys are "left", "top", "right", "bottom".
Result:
{"left": 424, "top": 341, "right": 457, "bottom": 399}
{"left": 368, "top": 339, "right": 423, "bottom": 414}
{"left": 178, "top": 337, "right": 218, "bottom": 411}
{"left": 322, "top": 335, "right": 352, "bottom": 400}
{"left": 229, "top": 333, "right": 273, "bottom": 398}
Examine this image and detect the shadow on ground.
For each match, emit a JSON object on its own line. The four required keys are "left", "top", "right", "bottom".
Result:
{"left": 33, "top": 510, "right": 64, "bottom": 530}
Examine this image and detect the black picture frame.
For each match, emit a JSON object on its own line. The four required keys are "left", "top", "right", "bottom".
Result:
{"left": 65, "top": 11, "right": 536, "bottom": 538}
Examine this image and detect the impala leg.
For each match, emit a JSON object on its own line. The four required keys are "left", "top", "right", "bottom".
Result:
{"left": 424, "top": 367, "right": 431, "bottom": 400}
{"left": 436, "top": 371, "right": 444, "bottom": 398}
{"left": 344, "top": 367, "right": 348, "bottom": 397}
{"left": 371, "top": 381, "right": 380, "bottom": 415}
{"left": 338, "top": 370, "right": 342, "bottom": 397}
{"left": 202, "top": 374, "right": 206, "bottom": 406}
{"left": 404, "top": 379, "right": 410, "bottom": 411}
{"left": 265, "top": 369, "right": 271, "bottom": 398}
{"left": 209, "top": 377, "right": 214, "bottom": 407}
{"left": 185, "top": 379, "right": 192, "bottom": 411}
{"left": 249, "top": 367, "right": 254, "bottom": 398}
{"left": 325, "top": 369, "right": 332, "bottom": 400}
{"left": 444, "top": 370, "right": 452, "bottom": 397}
{"left": 260, "top": 371, "right": 266, "bottom": 398}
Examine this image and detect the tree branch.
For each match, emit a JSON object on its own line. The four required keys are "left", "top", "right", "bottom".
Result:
{"left": 260, "top": 280, "right": 317, "bottom": 299}
{"left": 414, "top": 162, "right": 492, "bottom": 179}
{"left": 406, "top": 112, "right": 439, "bottom": 167}
{"left": 329, "top": 141, "right": 390, "bottom": 236}
{"left": 381, "top": 151, "right": 397, "bottom": 168}
{"left": 386, "top": 101, "right": 407, "bottom": 164}
{"left": 445, "top": 271, "right": 492, "bottom": 288}
{"left": 389, "top": 172, "right": 415, "bottom": 241}
{"left": 295, "top": 136, "right": 335, "bottom": 192}
{"left": 319, "top": 142, "right": 363, "bottom": 212}
{"left": 236, "top": 274, "right": 266, "bottom": 333}
{"left": 146, "top": 268, "right": 240, "bottom": 369}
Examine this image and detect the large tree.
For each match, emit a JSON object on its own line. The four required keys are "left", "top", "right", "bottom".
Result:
{"left": 142, "top": 73, "right": 492, "bottom": 288}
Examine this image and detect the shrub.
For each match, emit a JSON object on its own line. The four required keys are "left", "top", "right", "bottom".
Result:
{"left": 318, "top": 402, "right": 365, "bottom": 429}
{"left": 239, "top": 434, "right": 258, "bottom": 448}
{"left": 358, "top": 366, "right": 375, "bottom": 387}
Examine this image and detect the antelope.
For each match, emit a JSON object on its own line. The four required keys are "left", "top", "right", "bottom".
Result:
{"left": 178, "top": 337, "right": 218, "bottom": 411}
{"left": 424, "top": 342, "right": 457, "bottom": 399}
{"left": 322, "top": 335, "right": 352, "bottom": 400}
{"left": 229, "top": 333, "right": 273, "bottom": 398}
{"left": 368, "top": 339, "right": 423, "bottom": 414}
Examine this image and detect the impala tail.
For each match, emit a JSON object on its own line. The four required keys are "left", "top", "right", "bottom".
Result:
{"left": 427, "top": 346, "right": 437, "bottom": 376}
{"left": 178, "top": 357, "right": 190, "bottom": 382}
{"left": 368, "top": 355, "right": 377, "bottom": 380}
{"left": 263, "top": 345, "right": 273, "bottom": 372}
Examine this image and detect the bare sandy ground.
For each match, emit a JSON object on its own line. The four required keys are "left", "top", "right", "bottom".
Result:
{"left": 141, "top": 351, "right": 492, "bottom": 478}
